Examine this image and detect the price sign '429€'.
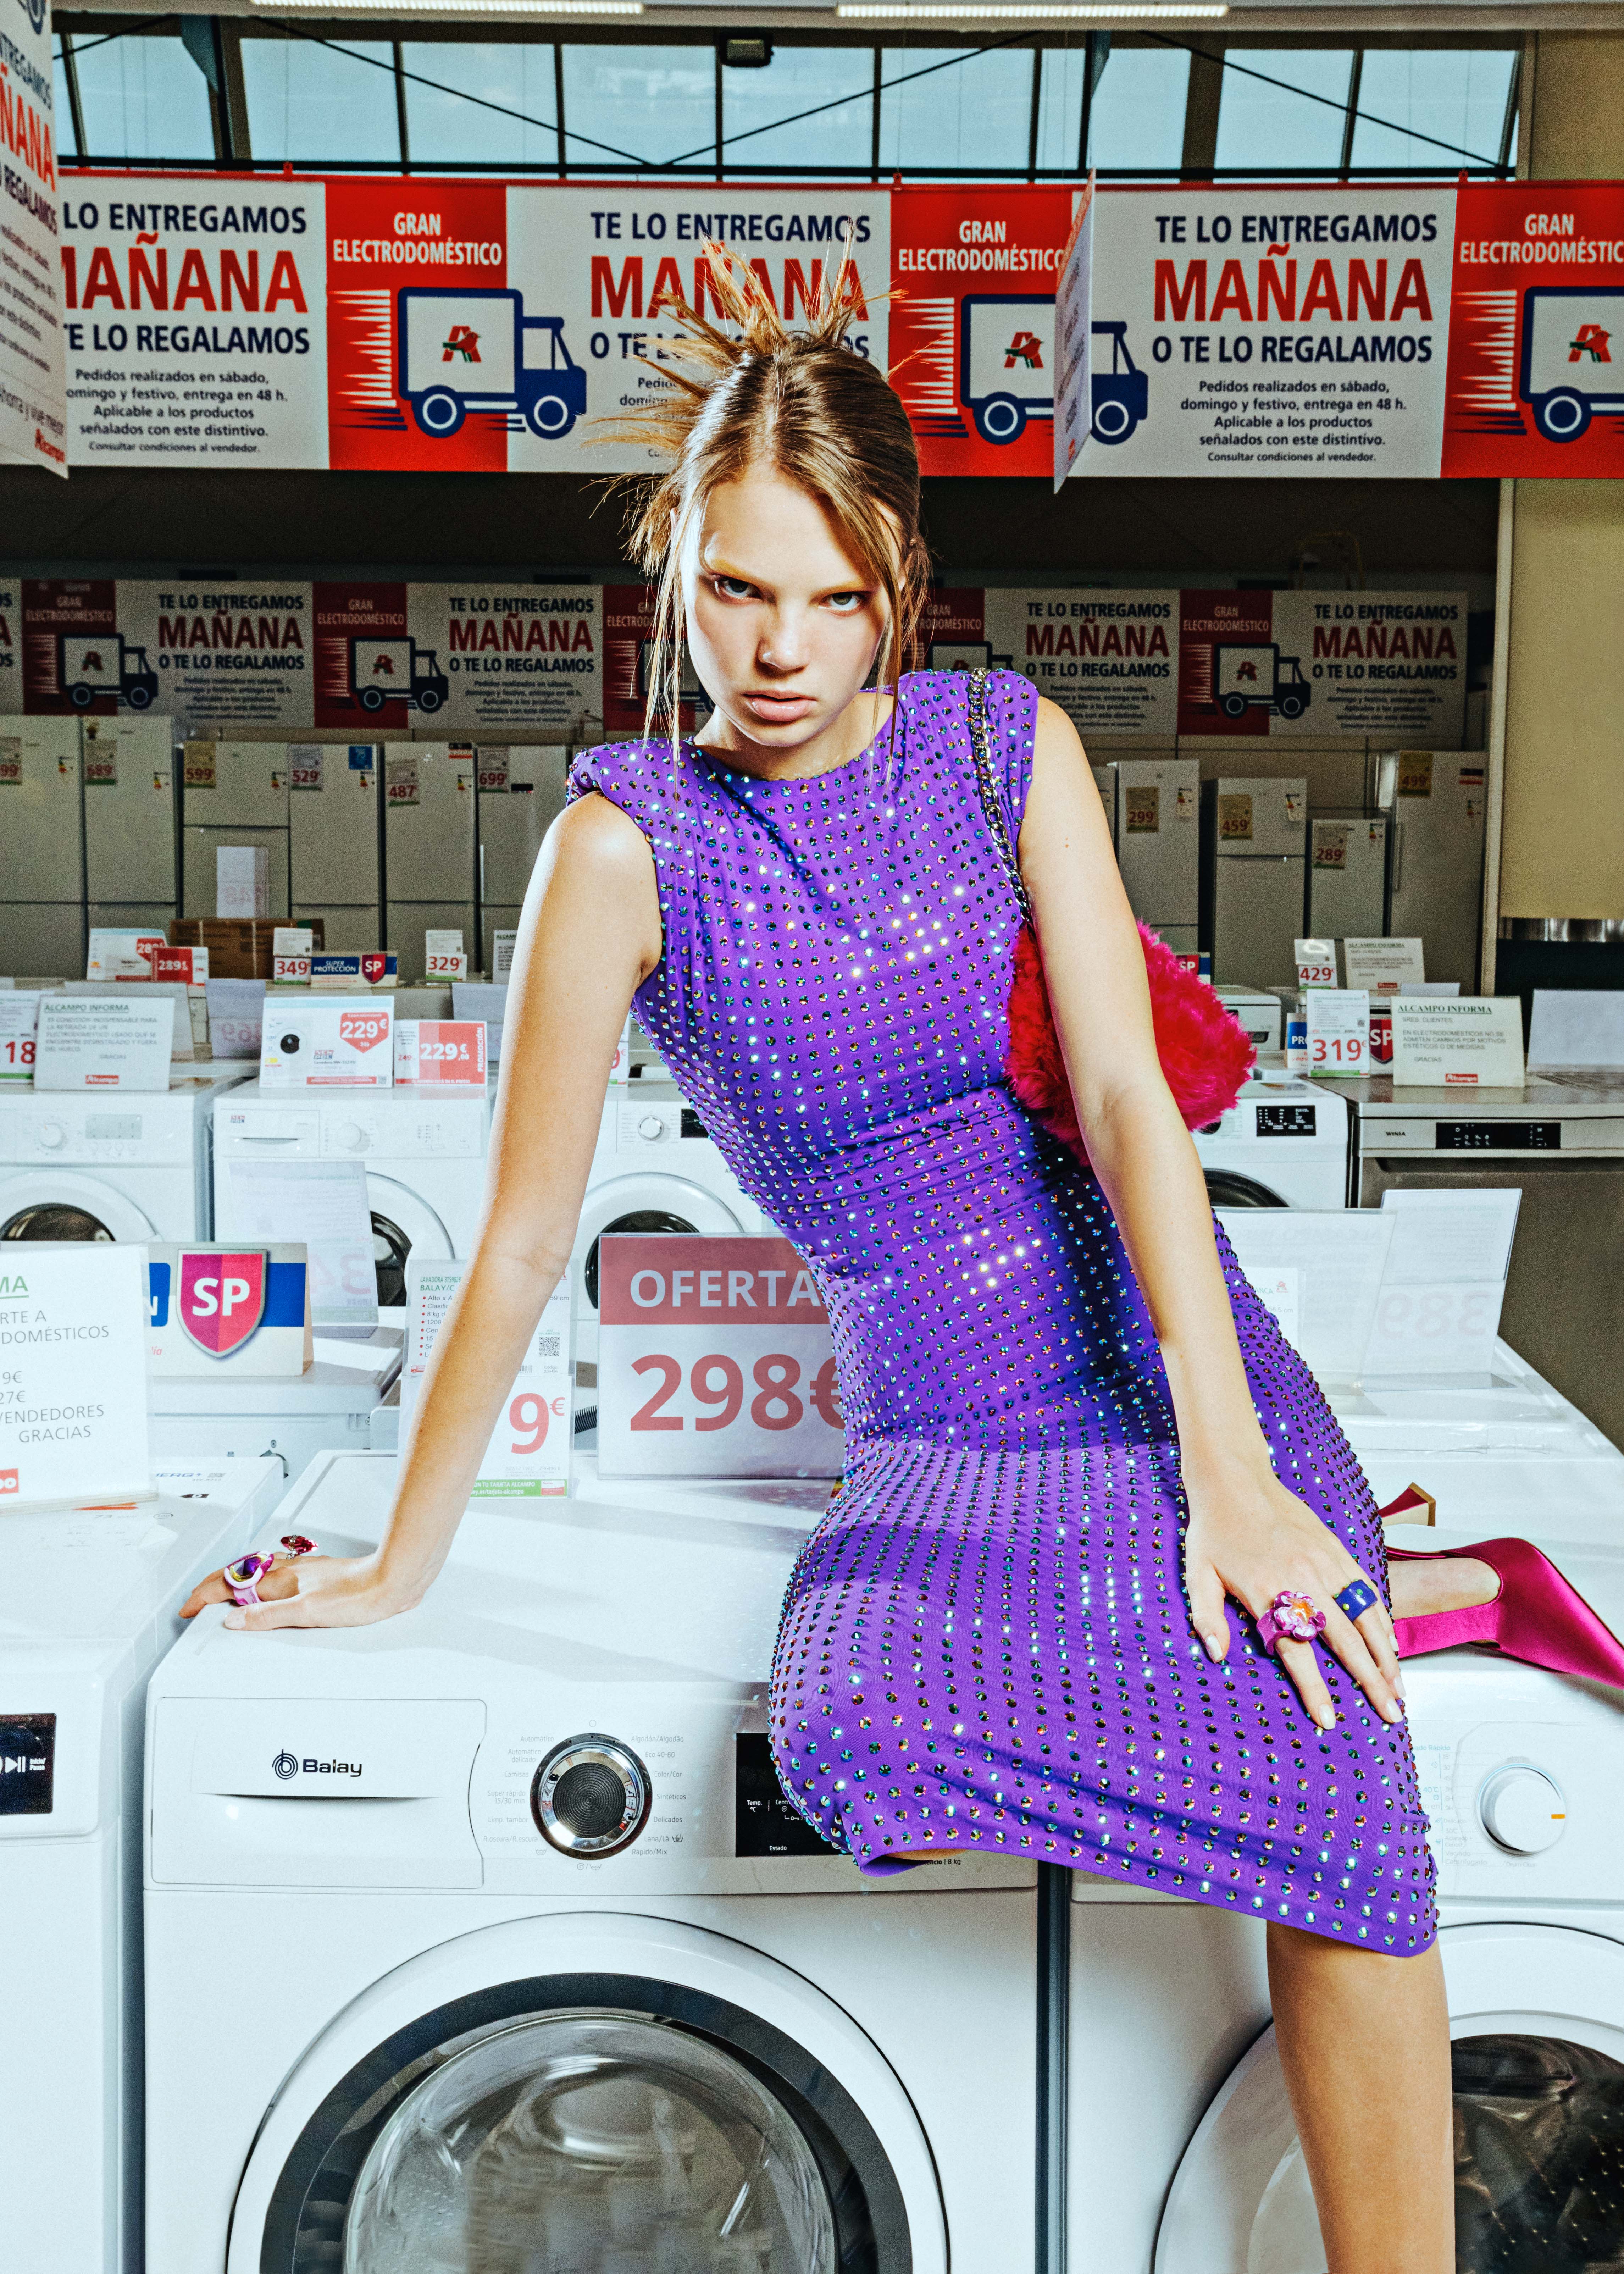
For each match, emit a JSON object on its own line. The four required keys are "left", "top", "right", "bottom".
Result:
{"left": 598, "top": 1236, "right": 844, "bottom": 1481}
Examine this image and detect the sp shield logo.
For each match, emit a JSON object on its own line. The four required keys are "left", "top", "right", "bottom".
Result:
{"left": 272, "top": 1750, "right": 299, "bottom": 1781}
{"left": 178, "top": 1249, "right": 268, "bottom": 1357}
{"left": 24, "top": 0, "right": 48, "bottom": 38}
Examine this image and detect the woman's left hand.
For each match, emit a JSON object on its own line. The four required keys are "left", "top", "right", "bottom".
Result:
{"left": 1182, "top": 1458, "right": 1405, "bottom": 1731}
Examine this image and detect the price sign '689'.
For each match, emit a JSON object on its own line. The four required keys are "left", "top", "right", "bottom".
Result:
{"left": 597, "top": 1235, "right": 843, "bottom": 1482}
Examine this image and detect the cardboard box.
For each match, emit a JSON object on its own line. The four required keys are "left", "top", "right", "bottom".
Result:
{"left": 172, "top": 918, "right": 325, "bottom": 980}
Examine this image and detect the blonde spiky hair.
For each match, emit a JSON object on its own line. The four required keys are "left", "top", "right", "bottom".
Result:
{"left": 599, "top": 238, "right": 928, "bottom": 752}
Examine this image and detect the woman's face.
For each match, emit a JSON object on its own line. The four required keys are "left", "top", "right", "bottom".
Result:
{"left": 683, "top": 466, "right": 892, "bottom": 754}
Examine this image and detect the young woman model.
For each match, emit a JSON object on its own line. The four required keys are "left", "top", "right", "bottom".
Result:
{"left": 186, "top": 258, "right": 1491, "bottom": 2268}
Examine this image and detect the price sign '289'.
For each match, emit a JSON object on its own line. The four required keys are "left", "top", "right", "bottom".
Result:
{"left": 598, "top": 1235, "right": 843, "bottom": 1482}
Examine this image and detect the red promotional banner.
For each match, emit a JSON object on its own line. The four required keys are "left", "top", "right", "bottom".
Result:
{"left": 1443, "top": 180, "right": 1624, "bottom": 475}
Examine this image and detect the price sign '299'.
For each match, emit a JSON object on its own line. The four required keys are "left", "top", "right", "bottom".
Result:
{"left": 597, "top": 1236, "right": 843, "bottom": 1482}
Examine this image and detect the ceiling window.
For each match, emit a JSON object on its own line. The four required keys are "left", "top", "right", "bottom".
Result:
{"left": 1088, "top": 44, "right": 1190, "bottom": 176}
{"left": 1214, "top": 48, "right": 1356, "bottom": 175}
{"left": 402, "top": 42, "right": 559, "bottom": 170}
{"left": 879, "top": 46, "right": 1034, "bottom": 177}
{"left": 1351, "top": 49, "right": 1517, "bottom": 173}
{"left": 561, "top": 45, "right": 714, "bottom": 173}
{"left": 242, "top": 36, "right": 401, "bottom": 165}
{"left": 73, "top": 29, "right": 214, "bottom": 164}
{"left": 722, "top": 46, "right": 872, "bottom": 176}
{"left": 1032, "top": 45, "right": 1087, "bottom": 176}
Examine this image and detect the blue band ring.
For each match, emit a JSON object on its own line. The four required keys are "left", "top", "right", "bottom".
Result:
{"left": 1335, "top": 1576, "right": 1380, "bottom": 1622}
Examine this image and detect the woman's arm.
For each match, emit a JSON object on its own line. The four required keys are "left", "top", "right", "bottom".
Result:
{"left": 181, "top": 789, "right": 663, "bottom": 1631}
{"left": 1020, "top": 699, "right": 1403, "bottom": 1731}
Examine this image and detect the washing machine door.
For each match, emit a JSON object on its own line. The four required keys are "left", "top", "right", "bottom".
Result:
{"left": 572, "top": 1171, "right": 749, "bottom": 1358}
{"left": 1202, "top": 1170, "right": 1289, "bottom": 1210}
{"left": 0, "top": 1171, "right": 157, "bottom": 1244}
{"left": 364, "top": 1173, "right": 455, "bottom": 1308}
{"left": 225, "top": 1912, "right": 943, "bottom": 2274}
{"left": 1155, "top": 1921, "right": 1624, "bottom": 2273}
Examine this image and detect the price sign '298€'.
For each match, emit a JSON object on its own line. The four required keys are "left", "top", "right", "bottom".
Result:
{"left": 598, "top": 1236, "right": 843, "bottom": 1482}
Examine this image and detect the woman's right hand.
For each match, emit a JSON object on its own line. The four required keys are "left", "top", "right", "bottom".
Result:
{"left": 179, "top": 1554, "right": 422, "bottom": 1633}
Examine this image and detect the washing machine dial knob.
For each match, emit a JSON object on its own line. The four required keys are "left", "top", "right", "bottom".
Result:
{"left": 530, "top": 1734, "right": 652, "bottom": 1858}
{"left": 36, "top": 1122, "right": 66, "bottom": 1149}
{"left": 636, "top": 1113, "right": 667, "bottom": 1144}
{"left": 1480, "top": 1767, "right": 1565, "bottom": 1854}
{"left": 336, "top": 1122, "right": 369, "bottom": 1152}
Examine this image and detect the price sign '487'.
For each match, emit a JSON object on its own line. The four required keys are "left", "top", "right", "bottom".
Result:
{"left": 598, "top": 1235, "right": 844, "bottom": 1481}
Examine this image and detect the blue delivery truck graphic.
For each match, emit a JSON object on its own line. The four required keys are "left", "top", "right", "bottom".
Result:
{"left": 397, "top": 289, "right": 587, "bottom": 440}
{"left": 1519, "top": 287, "right": 1624, "bottom": 442}
{"left": 959, "top": 298, "right": 1150, "bottom": 448}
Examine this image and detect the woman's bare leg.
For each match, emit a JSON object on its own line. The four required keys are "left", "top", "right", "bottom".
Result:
{"left": 1268, "top": 1924, "right": 1453, "bottom": 2274}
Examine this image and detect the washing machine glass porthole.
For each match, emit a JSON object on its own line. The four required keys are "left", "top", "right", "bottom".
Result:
{"left": 371, "top": 1213, "right": 412, "bottom": 1309}
{"left": 1202, "top": 1171, "right": 1288, "bottom": 1211}
{"left": 583, "top": 1210, "right": 700, "bottom": 1309}
{"left": 1224, "top": 2031, "right": 1624, "bottom": 2274}
{"left": 0, "top": 1203, "right": 116, "bottom": 1241}
{"left": 342, "top": 2012, "right": 838, "bottom": 2274}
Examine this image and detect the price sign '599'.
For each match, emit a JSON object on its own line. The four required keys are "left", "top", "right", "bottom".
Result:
{"left": 597, "top": 1235, "right": 843, "bottom": 1482}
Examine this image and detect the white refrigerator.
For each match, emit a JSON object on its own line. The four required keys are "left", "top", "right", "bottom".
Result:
{"left": 1201, "top": 775, "right": 1307, "bottom": 986}
{"left": 181, "top": 741, "right": 290, "bottom": 918}
{"left": 1114, "top": 756, "right": 1200, "bottom": 952}
{"left": 83, "top": 715, "right": 178, "bottom": 941}
{"left": 383, "top": 741, "right": 476, "bottom": 977}
{"left": 288, "top": 743, "right": 383, "bottom": 954}
{"left": 1378, "top": 749, "right": 1487, "bottom": 988}
{"left": 0, "top": 715, "right": 83, "bottom": 975}
{"left": 1306, "top": 811, "right": 1389, "bottom": 942}
{"left": 476, "top": 745, "right": 569, "bottom": 972}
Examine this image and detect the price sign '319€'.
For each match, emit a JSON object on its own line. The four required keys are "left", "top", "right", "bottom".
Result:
{"left": 598, "top": 1236, "right": 843, "bottom": 1481}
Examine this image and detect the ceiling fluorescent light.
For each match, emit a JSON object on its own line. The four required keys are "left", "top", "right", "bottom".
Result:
{"left": 254, "top": 0, "right": 641, "bottom": 13}
{"left": 838, "top": 2, "right": 1225, "bottom": 16}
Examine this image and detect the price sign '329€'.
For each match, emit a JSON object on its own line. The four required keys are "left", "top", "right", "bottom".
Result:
{"left": 598, "top": 1236, "right": 843, "bottom": 1482}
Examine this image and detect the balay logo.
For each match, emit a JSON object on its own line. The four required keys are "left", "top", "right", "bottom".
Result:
{"left": 178, "top": 1250, "right": 268, "bottom": 1356}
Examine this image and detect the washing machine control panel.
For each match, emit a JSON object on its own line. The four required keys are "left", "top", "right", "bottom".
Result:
{"left": 214, "top": 1100, "right": 487, "bottom": 1160}
{"left": 619, "top": 1100, "right": 709, "bottom": 1150}
{"left": 4, "top": 1097, "right": 192, "bottom": 1162}
{"left": 1406, "top": 1675, "right": 1614, "bottom": 1901}
{"left": 530, "top": 1734, "right": 652, "bottom": 1857}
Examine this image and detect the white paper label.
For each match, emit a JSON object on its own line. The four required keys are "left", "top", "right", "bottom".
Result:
{"left": 206, "top": 979, "right": 267, "bottom": 1061}
{"left": 259, "top": 998, "right": 394, "bottom": 1088}
{"left": 221, "top": 1160, "right": 377, "bottom": 1334}
{"left": 0, "top": 1245, "right": 152, "bottom": 1509}
{"left": 288, "top": 746, "right": 324, "bottom": 793}
{"left": 1305, "top": 989, "right": 1370, "bottom": 1079}
{"left": 1391, "top": 997, "right": 1525, "bottom": 1089}
{"left": 1365, "top": 1189, "right": 1520, "bottom": 1376}
{"left": 1343, "top": 937, "right": 1426, "bottom": 996}
{"left": 425, "top": 949, "right": 469, "bottom": 982}
{"left": 1219, "top": 1209, "right": 1396, "bottom": 1385}
{"left": 493, "top": 929, "right": 518, "bottom": 984}
{"left": 1293, "top": 937, "right": 1338, "bottom": 990}
{"left": 85, "top": 928, "right": 163, "bottom": 983}
{"left": 0, "top": 994, "right": 40, "bottom": 1084}
{"left": 400, "top": 1260, "right": 571, "bottom": 1498}
{"left": 35, "top": 995, "right": 175, "bottom": 1091}
{"left": 597, "top": 1235, "right": 843, "bottom": 1479}
{"left": 608, "top": 1016, "right": 632, "bottom": 1087}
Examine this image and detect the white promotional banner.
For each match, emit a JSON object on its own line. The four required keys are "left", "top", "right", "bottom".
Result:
{"left": 408, "top": 583, "right": 602, "bottom": 737}
{"left": 503, "top": 187, "right": 891, "bottom": 474}
{"left": 985, "top": 588, "right": 1179, "bottom": 737}
{"left": 598, "top": 1235, "right": 843, "bottom": 1481}
{"left": 1053, "top": 177, "right": 1094, "bottom": 489}
{"left": 1177, "top": 587, "right": 1466, "bottom": 742}
{"left": 60, "top": 184, "right": 327, "bottom": 467}
{"left": 119, "top": 579, "right": 314, "bottom": 731}
{"left": 0, "top": 1244, "right": 151, "bottom": 1508}
{"left": 0, "top": 2, "right": 66, "bottom": 475}
{"left": 1090, "top": 187, "right": 1457, "bottom": 478}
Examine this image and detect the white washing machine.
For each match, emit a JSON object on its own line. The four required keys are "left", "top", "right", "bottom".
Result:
{"left": 1066, "top": 1531, "right": 1624, "bottom": 2274}
{"left": 148, "top": 1324, "right": 404, "bottom": 1476}
{"left": 1329, "top": 1336, "right": 1624, "bottom": 1546}
{"left": 1195, "top": 1069, "right": 1350, "bottom": 1210}
{"left": 0, "top": 1066, "right": 253, "bottom": 1244}
{"left": 144, "top": 1450, "right": 1038, "bottom": 2274}
{"left": 212, "top": 1078, "right": 492, "bottom": 1307}
{"left": 2, "top": 1455, "right": 285, "bottom": 2274}
{"left": 572, "top": 1080, "right": 768, "bottom": 1373}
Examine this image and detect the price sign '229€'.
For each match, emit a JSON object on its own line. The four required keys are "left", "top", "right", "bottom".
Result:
{"left": 598, "top": 1236, "right": 843, "bottom": 1482}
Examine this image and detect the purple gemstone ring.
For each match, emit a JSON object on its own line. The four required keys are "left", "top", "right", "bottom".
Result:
{"left": 223, "top": 1550, "right": 277, "bottom": 1608}
{"left": 1257, "top": 1589, "right": 1328, "bottom": 1655}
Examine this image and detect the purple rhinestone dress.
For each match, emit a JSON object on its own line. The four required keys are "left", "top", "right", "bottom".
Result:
{"left": 570, "top": 670, "right": 1437, "bottom": 1954}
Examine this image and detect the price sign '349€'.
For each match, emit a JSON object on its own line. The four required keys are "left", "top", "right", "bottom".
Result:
{"left": 598, "top": 1236, "right": 843, "bottom": 1482}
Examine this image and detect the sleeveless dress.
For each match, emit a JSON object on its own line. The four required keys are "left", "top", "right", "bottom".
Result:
{"left": 570, "top": 671, "right": 1436, "bottom": 1955}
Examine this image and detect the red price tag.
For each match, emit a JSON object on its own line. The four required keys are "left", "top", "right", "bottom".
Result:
{"left": 414, "top": 1020, "right": 486, "bottom": 1084}
{"left": 338, "top": 1008, "right": 389, "bottom": 1052}
{"left": 1, "top": 1038, "right": 35, "bottom": 1067}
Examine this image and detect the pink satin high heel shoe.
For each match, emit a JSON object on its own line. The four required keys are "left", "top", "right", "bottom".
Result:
{"left": 1385, "top": 1532, "right": 1624, "bottom": 1689}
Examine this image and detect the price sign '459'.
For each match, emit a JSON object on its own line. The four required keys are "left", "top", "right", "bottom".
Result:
{"left": 598, "top": 1234, "right": 843, "bottom": 1482}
